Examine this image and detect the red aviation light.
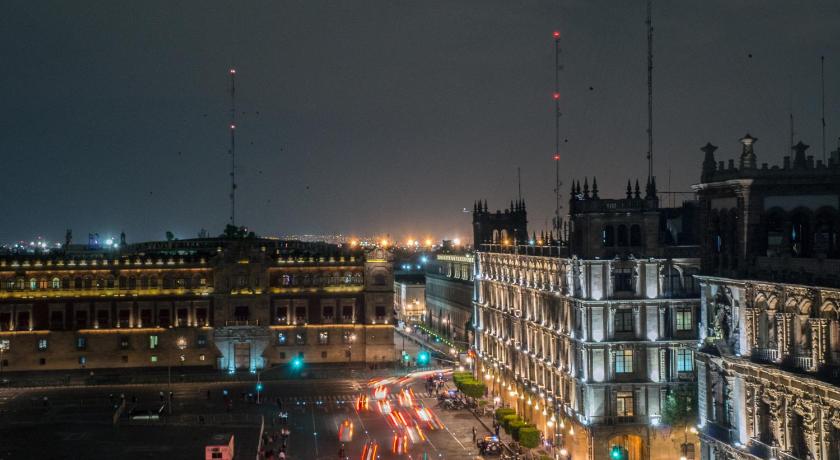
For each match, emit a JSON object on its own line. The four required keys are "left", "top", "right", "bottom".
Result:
{"left": 553, "top": 154, "right": 561, "bottom": 161}
{"left": 553, "top": 92, "right": 560, "bottom": 100}
{"left": 553, "top": 31, "right": 560, "bottom": 39}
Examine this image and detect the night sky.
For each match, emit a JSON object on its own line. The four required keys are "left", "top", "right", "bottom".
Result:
{"left": 2, "top": 1, "right": 838, "bottom": 244}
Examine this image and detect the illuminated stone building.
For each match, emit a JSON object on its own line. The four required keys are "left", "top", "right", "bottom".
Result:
{"left": 475, "top": 194, "right": 700, "bottom": 460}
{"left": 0, "top": 237, "right": 394, "bottom": 373}
{"left": 394, "top": 274, "right": 425, "bottom": 324}
{"left": 425, "top": 253, "right": 474, "bottom": 345}
{"left": 694, "top": 137, "right": 840, "bottom": 460}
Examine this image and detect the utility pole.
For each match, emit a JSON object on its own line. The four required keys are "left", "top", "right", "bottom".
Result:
{"left": 646, "top": 0, "right": 654, "bottom": 184}
{"left": 229, "top": 68, "right": 237, "bottom": 227}
{"left": 552, "top": 30, "right": 564, "bottom": 244}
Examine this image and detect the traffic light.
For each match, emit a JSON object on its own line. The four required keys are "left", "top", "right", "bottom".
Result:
{"left": 291, "top": 356, "right": 304, "bottom": 369}
{"left": 256, "top": 382, "right": 264, "bottom": 392}
{"left": 401, "top": 351, "right": 410, "bottom": 363}
{"left": 417, "top": 351, "right": 430, "bottom": 366}
{"left": 610, "top": 445, "right": 628, "bottom": 460}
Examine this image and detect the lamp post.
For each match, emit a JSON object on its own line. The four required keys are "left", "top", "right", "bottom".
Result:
{"left": 0, "top": 340, "right": 8, "bottom": 379}
{"left": 168, "top": 336, "right": 187, "bottom": 414}
{"left": 347, "top": 333, "right": 357, "bottom": 365}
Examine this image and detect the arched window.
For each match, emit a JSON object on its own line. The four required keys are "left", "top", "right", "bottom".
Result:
{"left": 74, "top": 277, "right": 82, "bottom": 289}
{"left": 630, "top": 225, "right": 642, "bottom": 246}
{"left": 617, "top": 225, "right": 629, "bottom": 247}
{"left": 492, "top": 229, "right": 500, "bottom": 243}
{"left": 815, "top": 209, "right": 838, "bottom": 258}
{"left": 602, "top": 225, "right": 615, "bottom": 247}
{"left": 29, "top": 278, "right": 37, "bottom": 290}
{"left": 374, "top": 273, "right": 387, "bottom": 286}
{"left": 765, "top": 210, "right": 786, "bottom": 257}
{"left": 39, "top": 278, "right": 49, "bottom": 289}
{"left": 791, "top": 211, "right": 812, "bottom": 257}
{"left": 51, "top": 277, "right": 60, "bottom": 289}
{"left": 500, "top": 229, "right": 509, "bottom": 242}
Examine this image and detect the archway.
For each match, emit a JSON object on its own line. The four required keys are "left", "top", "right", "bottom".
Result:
{"left": 607, "top": 434, "right": 643, "bottom": 460}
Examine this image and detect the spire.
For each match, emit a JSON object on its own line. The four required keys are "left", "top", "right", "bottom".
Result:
{"left": 510, "top": 200, "right": 514, "bottom": 212}
{"left": 570, "top": 180, "right": 576, "bottom": 197}
{"left": 739, "top": 134, "right": 758, "bottom": 169}
{"left": 591, "top": 177, "right": 599, "bottom": 199}
{"left": 793, "top": 141, "right": 810, "bottom": 169}
{"left": 634, "top": 179, "right": 641, "bottom": 199}
{"left": 582, "top": 177, "right": 589, "bottom": 198}
{"left": 626, "top": 180, "right": 632, "bottom": 199}
{"left": 483, "top": 200, "right": 488, "bottom": 212}
{"left": 701, "top": 142, "right": 718, "bottom": 182}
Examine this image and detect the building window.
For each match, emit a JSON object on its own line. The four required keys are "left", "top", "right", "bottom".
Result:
{"left": 614, "top": 309, "right": 634, "bottom": 333}
{"left": 321, "top": 351, "right": 327, "bottom": 358}
{"left": 150, "top": 355, "right": 158, "bottom": 363}
{"left": 79, "top": 356, "right": 87, "bottom": 365}
{"left": 119, "top": 336, "right": 130, "bottom": 349}
{"left": 322, "top": 306, "right": 334, "bottom": 322}
{"left": 39, "top": 358, "right": 46, "bottom": 365}
{"left": 199, "top": 354, "right": 205, "bottom": 361}
{"left": 279, "top": 352, "right": 286, "bottom": 360}
{"left": 295, "top": 331, "right": 306, "bottom": 345}
{"left": 149, "top": 335, "right": 159, "bottom": 350}
{"left": 675, "top": 309, "right": 692, "bottom": 331}
{"left": 76, "top": 337, "right": 87, "bottom": 350}
{"left": 617, "top": 225, "right": 629, "bottom": 247}
{"left": 29, "top": 278, "right": 37, "bottom": 290}
{"left": 275, "top": 306, "right": 288, "bottom": 324}
{"left": 342, "top": 305, "right": 354, "bottom": 322}
{"left": 677, "top": 348, "right": 693, "bottom": 372}
{"left": 343, "top": 331, "right": 355, "bottom": 344}
{"left": 295, "top": 307, "right": 306, "bottom": 324}
{"left": 616, "top": 391, "right": 634, "bottom": 416}
{"left": 602, "top": 225, "right": 615, "bottom": 247}
{"left": 630, "top": 224, "right": 642, "bottom": 246}
{"left": 159, "top": 310, "right": 170, "bottom": 328}
{"left": 234, "top": 306, "right": 250, "bottom": 322}
{"left": 318, "top": 331, "right": 329, "bottom": 345}
{"left": 51, "top": 277, "right": 61, "bottom": 289}
{"left": 614, "top": 349, "right": 633, "bottom": 374}
{"left": 38, "top": 339, "right": 48, "bottom": 351}
{"left": 375, "top": 306, "right": 386, "bottom": 321}
{"left": 612, "top": 268, "right": 634, "bottom": 292}
{"left": 278, "top": 332, "right": 287, "bottom": 345}
{"left": 122, "top": 356, "right": 129, "bottom": 363}
{"left": 0, "top": 339, "right": 9, "bottom": 352}
{"left": 197, "top": 335, "right": 207, "bottom": 347}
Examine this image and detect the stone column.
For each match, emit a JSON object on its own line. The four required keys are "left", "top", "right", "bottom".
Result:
{"left": 812, "top": 319, "right": 829, "bottom": 368}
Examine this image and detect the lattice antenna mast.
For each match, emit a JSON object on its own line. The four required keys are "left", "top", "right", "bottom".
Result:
{"left": 821, "top": 56, "right": 826, "bottom": 163}
{"left": 229, "top": 68, "right": 237, "bottom": 227}
{"left": 552, "top": 30, "right": 564, "bottom": 243}
{"left": 646, "top": 0, "right": 654, "bottom": 183}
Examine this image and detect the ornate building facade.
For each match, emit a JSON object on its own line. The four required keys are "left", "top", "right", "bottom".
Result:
{"left": 694, "top": 136, "right": 840, "bottom": 460}
{"left": 475, "top": 194, "right": 700, "bottom": 460}
{"left": 0, "top": 237, "right": 394, "bottom": 373}
{"left": 425, "top": 253, "right": 474, "bottom": 345}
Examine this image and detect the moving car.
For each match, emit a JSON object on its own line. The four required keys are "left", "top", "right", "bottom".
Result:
{"left": 361, "top": 441, "right": 379, "bottom": 460}
{"left": 478, "top": 435, "right": 502, "bottom": 456}
{"left": 338, "top": 419, "right": 354, "bottom": 442}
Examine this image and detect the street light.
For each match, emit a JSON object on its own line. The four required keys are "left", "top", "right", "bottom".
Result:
{"left": 0, "top": 340, "right": 8, "bottom": 379}
{"left": 168, "top": 336, "right": 187, "bottom": 414}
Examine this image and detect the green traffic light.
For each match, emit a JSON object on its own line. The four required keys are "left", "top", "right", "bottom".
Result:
{"left": 256, "top": 382, "right": 264, "bottom": 392}
{"left": 291, "top": 357, "right": 303, "bottom": 369}
{"left": 417, "top": 351, "right": 430, "bottom": 366}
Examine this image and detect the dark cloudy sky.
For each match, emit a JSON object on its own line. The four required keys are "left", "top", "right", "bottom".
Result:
{"left": 1, "top": 1, "right": 838, "bottom": 244}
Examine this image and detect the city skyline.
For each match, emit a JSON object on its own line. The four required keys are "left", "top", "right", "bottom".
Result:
{"left": 2, "top": 1, "right": 838, "bottom": 243}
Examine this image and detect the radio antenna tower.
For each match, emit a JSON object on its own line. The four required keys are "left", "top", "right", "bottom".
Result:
{"left": 821, "top": 56, "right": 826, "bottom": 163}
{"left": 552, "top": 30, "right": 564, "bottom": 243}
{"left": 229, "top": 68, "right": 237, "bottom": 227}
{"left": 645, "top": 0, "right": 654, "bottom": 184}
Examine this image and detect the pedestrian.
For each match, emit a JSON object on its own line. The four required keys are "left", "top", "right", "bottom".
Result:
{"left": 495, "top": 425, "right": 500, "bottom": 437}
{"left": 472, "top": 426, "right": 477, "bottom": 443}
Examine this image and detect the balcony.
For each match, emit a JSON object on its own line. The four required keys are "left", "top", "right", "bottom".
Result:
{"left": 224, "top": 320, "right": 261, "bottom": 326}
{"left": 588, "top": 414, "right": 643, "bottom": 425}
{"left": 751, "top": 347, "right": 779, "bottom": 363}
{"left": 793, "top": 355, "right": 814, "bottom": 371}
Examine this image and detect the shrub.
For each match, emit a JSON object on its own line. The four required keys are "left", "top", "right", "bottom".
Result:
{"left": 502, "top": 414, "right": 520, "bottom": 433}
{"left": 495, "top": 408, "right": 515, "bottom": 421}
{"left": 509, "top": 420, "right": 527, "bottom": 440}
{"left": 518, "top": 427, "right": 541, "bottom": 449}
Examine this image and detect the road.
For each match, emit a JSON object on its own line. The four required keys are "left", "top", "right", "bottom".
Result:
{"left": 0, "top": 331, "right": 488, "bottom": 460}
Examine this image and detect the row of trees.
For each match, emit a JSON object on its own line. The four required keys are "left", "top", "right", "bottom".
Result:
{"left": 452, "top": 371, "right": 487, "bottom": 399}
{"left": 494, "top": 408, "right": 541, "bottom": 449}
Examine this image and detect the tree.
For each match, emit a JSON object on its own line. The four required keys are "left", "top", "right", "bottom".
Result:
{"left": 661, "top": 385, "right": 697, "bottom": 428}
{"left": 518, "top": 427, "right": 541, "bottom": 449}
{"left": 165, "top": 231, "right": 175, "bottom": 241}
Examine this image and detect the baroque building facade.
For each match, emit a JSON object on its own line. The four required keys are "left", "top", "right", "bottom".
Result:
{"left": 0, "top": 237, "right": 394, "bottom": 373}
{"left": 474, "top": 195, "right": 701, "bottom": 460}
{"left": 694, "top": 137, "right": 840, "bottom": 460}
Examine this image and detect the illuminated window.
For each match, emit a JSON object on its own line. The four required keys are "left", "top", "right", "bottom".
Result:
{"left": 0, "top": 339, "right": 10, "bottom": 352}
{"left": 150, "top": 355, "right": 158, "bottom": 363}
{"left": 149, "top": 335, "right": 159, "bottom": 350}
{"left": 29, "top": 278, "right": 37, "bottom": 290}
{"left": 616, "top": 391, "right": 634, "bottom": 416}
{"left": 342, "top": 331, "right": 355, "bottom": 344}
{"left": 677, "top": 348, "right": 693, "bottom": 372}
{"left": 199, "top": 354, "right": 205, "bottom": 361}
{"left": 38, "top": 339, "right": 48, "bottom": 351}
{"left": 277, "top": 332, "right": 287, "bottom": 345}
{"left": 275, "top": 306, "right": 288, "bottom": 324}
{"left": 197, "top": 335, "right": 207, "bottom": 347}
{"left": 675, "top": 309, "right": 692, "bottom": 331}
{"left": 318, "top": 331, "right": 329, "bottom": 345}
{"left": 119, "top": 336, "right": 130, "bottom": 349}
{"left": 179, "top": 354, "right": 185, "bottom": 362}
{"left": 295, "top": 332, "right": 306, "bottom": 345}
{"left": 51, "top": 277, "right": 61, "bottom": 289}
{"left": 78, "top": 356, "right": 86, "bottom": 365}
{"left": 76, "top": 336, "right": 87, "bottom": 350}
{"left": 614, "top": 349, "right": 633, "bottom": 374}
